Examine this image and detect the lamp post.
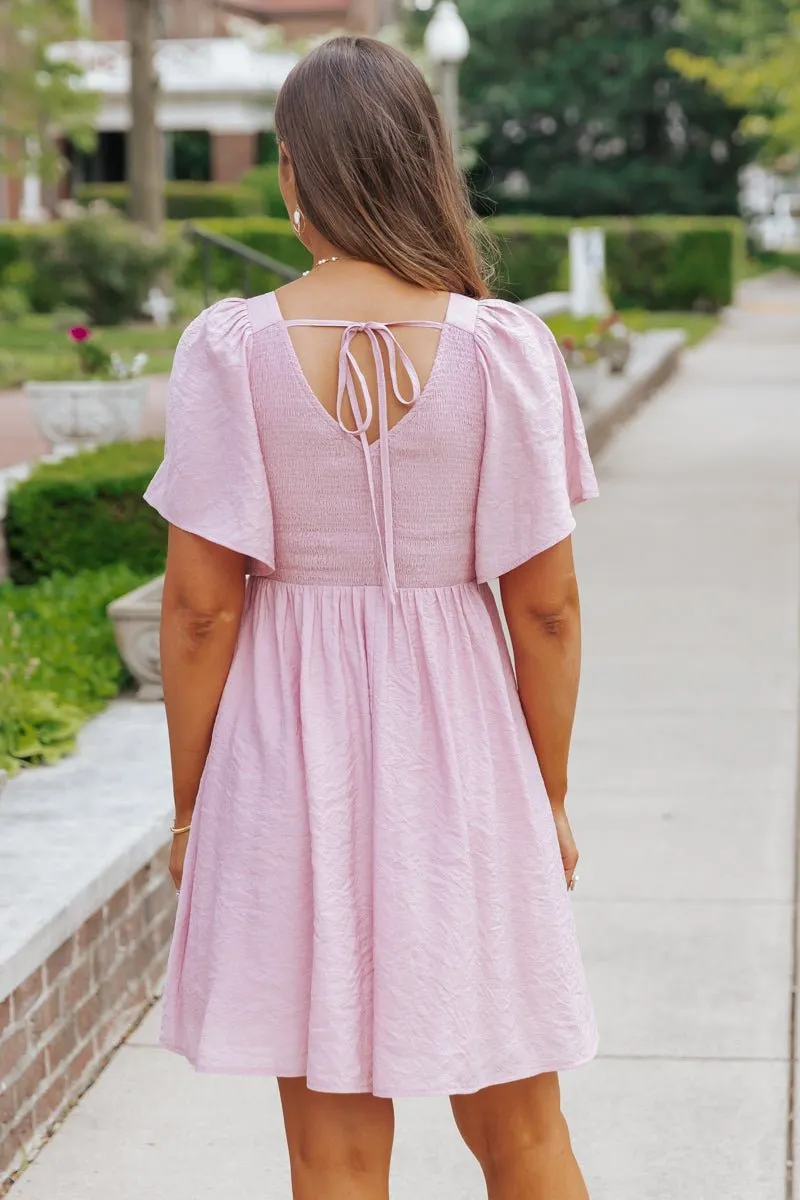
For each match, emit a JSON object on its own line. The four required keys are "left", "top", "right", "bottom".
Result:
{"left": 423, "top": 1, "right": 470, "bottom": 158}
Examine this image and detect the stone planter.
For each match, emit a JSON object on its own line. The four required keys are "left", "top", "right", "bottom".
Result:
{"left": 567, "top": 361, "right": 604, "bottom": 408}
{"left": 108, "top": 576, "right": 164, "bottom": 701}
{"left": 25, "top": 378, "right": 148, "bottom": 453}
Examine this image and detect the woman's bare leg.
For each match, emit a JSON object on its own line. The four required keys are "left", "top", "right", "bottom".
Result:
{"left": 451, "top": 1073, "right": 589, "bottom": 1200}
{"left": 278, "top": 1077, "right": 395, "bottom": 1200}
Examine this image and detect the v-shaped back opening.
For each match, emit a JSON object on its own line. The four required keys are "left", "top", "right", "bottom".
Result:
{"left": 273, "top": 291, "right": 456, "bottom": 448}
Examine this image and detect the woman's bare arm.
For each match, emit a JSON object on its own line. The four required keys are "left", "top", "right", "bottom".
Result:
{"left": 500, "top": 536, "right": 582, "bottom": 882}
{"left": 160, "top": 527, "right": 247, "bottom": 863}
{"left": 500, "top": 536, "right": 581, "bottom": 807}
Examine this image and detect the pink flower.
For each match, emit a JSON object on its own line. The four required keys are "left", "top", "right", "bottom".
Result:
{"left": 68, "top": 326, "right": 92, "bottom": 343}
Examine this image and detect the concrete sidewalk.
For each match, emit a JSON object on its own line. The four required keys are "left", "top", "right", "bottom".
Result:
{"left": 10, "top": 275, "right": 800, "bottom": 1198}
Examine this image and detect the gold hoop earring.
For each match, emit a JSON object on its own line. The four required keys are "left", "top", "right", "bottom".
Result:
{"left": 292, "top": 208, "right": 306, "bottom": 236}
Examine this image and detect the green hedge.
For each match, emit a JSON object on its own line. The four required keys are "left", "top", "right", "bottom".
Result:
{"left": 75, "top": 181, "right": 261, "bottom": 220}
{"left": 178, "top": 217, "right": 312, "bottom": 294}
{"left": 489, "top": 216, "right": 743, "bottom": 311}
{"left": 0, "top": 564, "right": 147, "bottom": 773}
{"left": 239, "top": 165, "right": 286, "bottom": 218}
{"left": 0, "top": 214, "right": 741, "bottom": 314}
{"left": 183, "top": 214, "right": 740, "bottom": 311}
{"left": 5, "top": 439, "right": 167, "bottom": 585}
{"left": 750, "top": 248, "right": 800, "bottom": 275}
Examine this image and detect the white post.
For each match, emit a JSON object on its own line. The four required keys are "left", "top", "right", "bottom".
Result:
{"left": 439, "top": 61, "right": 461, "bottom": 158}
{"left": 424, "top": 2, "right": 470, "bottom": 161}
{"left": 19, "top": 139, "right": 48, "bottom": 224}
{"left": 569, "top": 227, "right": 610, "bottom": 318}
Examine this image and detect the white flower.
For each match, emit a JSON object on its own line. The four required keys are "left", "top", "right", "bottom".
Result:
{"left": 131, "top": 353, "right": 149, "bottom": 377}
{"left": 110, "top": 352, "right": 127, "bottom": 379}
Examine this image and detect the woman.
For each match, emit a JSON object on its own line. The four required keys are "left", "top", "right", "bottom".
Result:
{"left": 145, "top": 35, "right": 598, "bottom": 1200}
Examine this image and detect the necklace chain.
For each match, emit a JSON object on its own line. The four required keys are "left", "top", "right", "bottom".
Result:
{"left": 302, "top": 255, "right": 352, "bottom": 277}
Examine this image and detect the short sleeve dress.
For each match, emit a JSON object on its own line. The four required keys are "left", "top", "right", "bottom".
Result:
{"left": 144, "top": 290, "right": 600, "bottom": 1098}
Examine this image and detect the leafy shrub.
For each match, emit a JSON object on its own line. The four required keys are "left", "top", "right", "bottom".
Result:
{"left": 51, "top": 305, "right": 91, "bottom": 332}
{"left": 28, "top": 210, "right": 184, "bottom": 324}
{"left": 0, "top": 213, "right": 741, "bottom": 315}
{"left": 0, "top": 564, "right": 148, "bottom": 774}
{"left": 5, "top": 439, "right": 167, "bottom": 585}
{"left": 750, "top": 249, "right": 800, "bottom": 275}
{"left": 0, "top": 225, "right": 46, "bottom": 287}
{"left": 489, "top": 216, "right": 741, "bottom": 310}
{"left": 605, "top": 225, "right": 734, "bottom": 311}
{"left": 489, "top": 225, "right": 568, "bottom": 299}
{"left": 0, "top": 286, "right": 30, "bottom": 323}
{"left": 239, "top": 165, "right": 287, "bottom": 218}
{"left": 74, "top": 181, "right": 261, "bottom": 220}
{"left": 0, "top": 610, "right": 84, "bottom": 773}
{"left": 178, "top": 217, "right": 310, "bottom": 296}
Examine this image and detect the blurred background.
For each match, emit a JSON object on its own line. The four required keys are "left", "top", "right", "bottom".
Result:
{"left": 0, "top": 1, "right": 798, "bottom": 1197}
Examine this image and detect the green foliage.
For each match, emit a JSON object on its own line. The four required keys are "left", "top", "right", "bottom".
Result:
{"left": 0, "top": 286, "right": 30, "bottom": 323}
{"left": 179, "top": 217, "right": 311, "bottom": 295}
{"left": 0, "top": 564, "right": 147, "bottom": 774}
{"left": 239, "top": 165, "right": 287, "bottom": 218}
{"left": 0, "top": 226, "right": 51, "bottom": 295}
{"left": 28, "top": 210, "right": 184, "bottom": 324}
{"left": 0, "top": 213, "right": 739, "bottom": 316}
{"left": 5, "top": 440, "right": 167, "bottom": 585}
{"left": 490, "top": 216, "right": 740, "bottom": 310}
{"left": 74, "top": 182, "right": 261, "bottom": 220}
{"left": 0, "top": 216, "right": 303, "bottom": 310}
{"left": 489, "top": 222, "right": 568, "bottom": 297}
{"left": 0, "top": 0, "right": 98, "bottom": 183}
{"left": 428, "top": 0, "right": 752, "bottom": 217}
{"left": 0, "top": 313, "right": 181, "bottom": 388}
{"left": 545, "top": 309, "right": 719, "bottom": 348}
{"left": 670, "top": 2, "right": 800, "bottom": 162}
{"left": 750, "top": 248, "right": 800, "bottom": 273}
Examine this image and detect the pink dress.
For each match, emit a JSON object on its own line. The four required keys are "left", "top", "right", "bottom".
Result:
{"left": 144, "top": 289, "right": 599, "bottom": 1098}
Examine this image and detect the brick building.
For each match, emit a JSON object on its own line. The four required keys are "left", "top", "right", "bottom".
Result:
{"left": 1, "top": 0, "right": 398, "bottom": 219}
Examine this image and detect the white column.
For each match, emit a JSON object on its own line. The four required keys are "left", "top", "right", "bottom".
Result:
{"left": 439, "top": 61, "right": 461, "bottom": 158}
{"left": 569, "top": 227, "right": 610, "bottom": 318}
{"left": 19, "top": 140, "right": 48, "bottom": 224}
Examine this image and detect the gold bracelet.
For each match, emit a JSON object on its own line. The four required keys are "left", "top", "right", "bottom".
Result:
{"left": 171, "top": 821, "right": 192, "bottom": 835}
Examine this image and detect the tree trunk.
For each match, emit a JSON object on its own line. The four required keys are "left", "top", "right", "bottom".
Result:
{"left": 125, "top": 0, "right": 164, "bottom": 232}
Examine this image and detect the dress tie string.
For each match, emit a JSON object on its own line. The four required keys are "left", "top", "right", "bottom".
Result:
{"left": 285, "top": 319, "right": 444, "bottom": 603}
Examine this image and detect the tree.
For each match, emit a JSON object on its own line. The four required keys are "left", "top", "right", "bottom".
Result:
{"left": 411, "top": 0, "right": 752, "bottom": 217}
{"left": 0, "top": 0, "right": 97, "bottom": 185}
{"left": 125, "top": 0, "right": 165, "bottom": 231}
{"left": 669, "top": 0, "right": 800, "bottom": 165}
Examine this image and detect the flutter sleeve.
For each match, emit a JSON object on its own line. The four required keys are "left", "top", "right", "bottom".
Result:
{"left": 473, "top": 299, "right": 598, "bottom": 584}
{"left": 144, "top": 297, "right": 275, "bottom": 574}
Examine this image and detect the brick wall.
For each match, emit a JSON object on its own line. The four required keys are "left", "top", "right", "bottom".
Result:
{"left": 0, "top": 846, "right": 176, "bottom": 1186}
{"left": 212, "top": 132, "right": 257, "bottom": 183}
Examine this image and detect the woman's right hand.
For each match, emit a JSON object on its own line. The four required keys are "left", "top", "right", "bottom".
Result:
{"left": 552, "top": 806, "right": 579, "bottom": 890}
{"left": 170, "top": 830, "right": 190, "bottom": 893}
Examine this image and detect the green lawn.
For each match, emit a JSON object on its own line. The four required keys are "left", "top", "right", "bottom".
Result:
{"left": 545, "top": 309, "right": 719, "bottom": 348}
{"left": 0, "top": 314, "right": 186, "bottom": 390}
{"left": 0, "top": 307, "right": 719, "bottom": 391}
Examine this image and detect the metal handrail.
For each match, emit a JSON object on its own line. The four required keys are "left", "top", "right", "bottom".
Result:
{"left": 184, "top": 222, "right": 302, "bottom": 307}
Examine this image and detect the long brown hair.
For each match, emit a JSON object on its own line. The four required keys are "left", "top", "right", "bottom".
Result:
{"left": 274, "top": 37, "right": 493, "bottom": 299}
